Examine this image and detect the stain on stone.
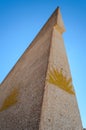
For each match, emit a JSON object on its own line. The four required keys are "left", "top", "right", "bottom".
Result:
{"left": 48, "top": 119, "right": 51, "bottom": 122}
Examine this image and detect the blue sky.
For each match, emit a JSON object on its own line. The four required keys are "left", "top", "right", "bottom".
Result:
{"left": 0, "top": 0, "right": 86, "bottom": 128}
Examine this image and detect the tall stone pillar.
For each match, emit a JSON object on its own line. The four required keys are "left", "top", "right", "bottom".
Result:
{"left": 0, "top": 8, "right": 82, "bottom": 130}
{"left": 39, "top": 8, "right": 82, "bottom": 130}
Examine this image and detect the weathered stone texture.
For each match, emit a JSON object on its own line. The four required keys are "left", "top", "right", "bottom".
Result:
{"left": 0, "top": 8, "right": 83, "bottom": 130}
{"left": 0, "top": 8, "right": 59, "bottom": 130}
{"left": 39, "top": 9, "right": 83, "bottom": 130}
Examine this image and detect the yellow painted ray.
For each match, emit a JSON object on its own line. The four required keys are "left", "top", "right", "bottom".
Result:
{"left": 0, "top": 88, "right": 19, "bottom": 112}
{"left": 47, "top": 67, "right": 75, "bottom": 95}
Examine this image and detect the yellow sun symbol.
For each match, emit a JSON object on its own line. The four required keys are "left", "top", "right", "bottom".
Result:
{"left": 47, "top": 67, "right": 75, "bottom": 95}
{"left": 0, "top": 88, "right": 19, "bottom": 112}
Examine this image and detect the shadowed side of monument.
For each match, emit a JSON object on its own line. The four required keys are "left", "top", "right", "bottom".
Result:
{"left": 0, "top": 8, "right": 59, "bottom": 130}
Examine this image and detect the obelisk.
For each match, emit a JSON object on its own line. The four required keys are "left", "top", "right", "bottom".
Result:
{"left": 39, "top": 8, "right": 83, "bottom": 130}
{"left": 0, "top": 7, "right": 82, "bottom": 130}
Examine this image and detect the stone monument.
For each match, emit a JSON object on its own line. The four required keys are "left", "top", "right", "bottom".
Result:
{"left": 0, "top": 7, "right": 83, "bottom": 130}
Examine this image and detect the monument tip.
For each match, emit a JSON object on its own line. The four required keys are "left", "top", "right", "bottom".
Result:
{"left": 56, "top": 7, "right": 66, "bottom": 33}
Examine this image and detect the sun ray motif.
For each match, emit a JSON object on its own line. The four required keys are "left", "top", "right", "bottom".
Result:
{"left": 47, "top": 67, "right": 75, "bottom": 95}
{"left": 0, "top": 88, "right": 19, "bottom": 112}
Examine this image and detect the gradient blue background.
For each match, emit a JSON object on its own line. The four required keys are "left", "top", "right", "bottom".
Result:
{"left": 0, "top": 0, "right": 86, "bottom": 128}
